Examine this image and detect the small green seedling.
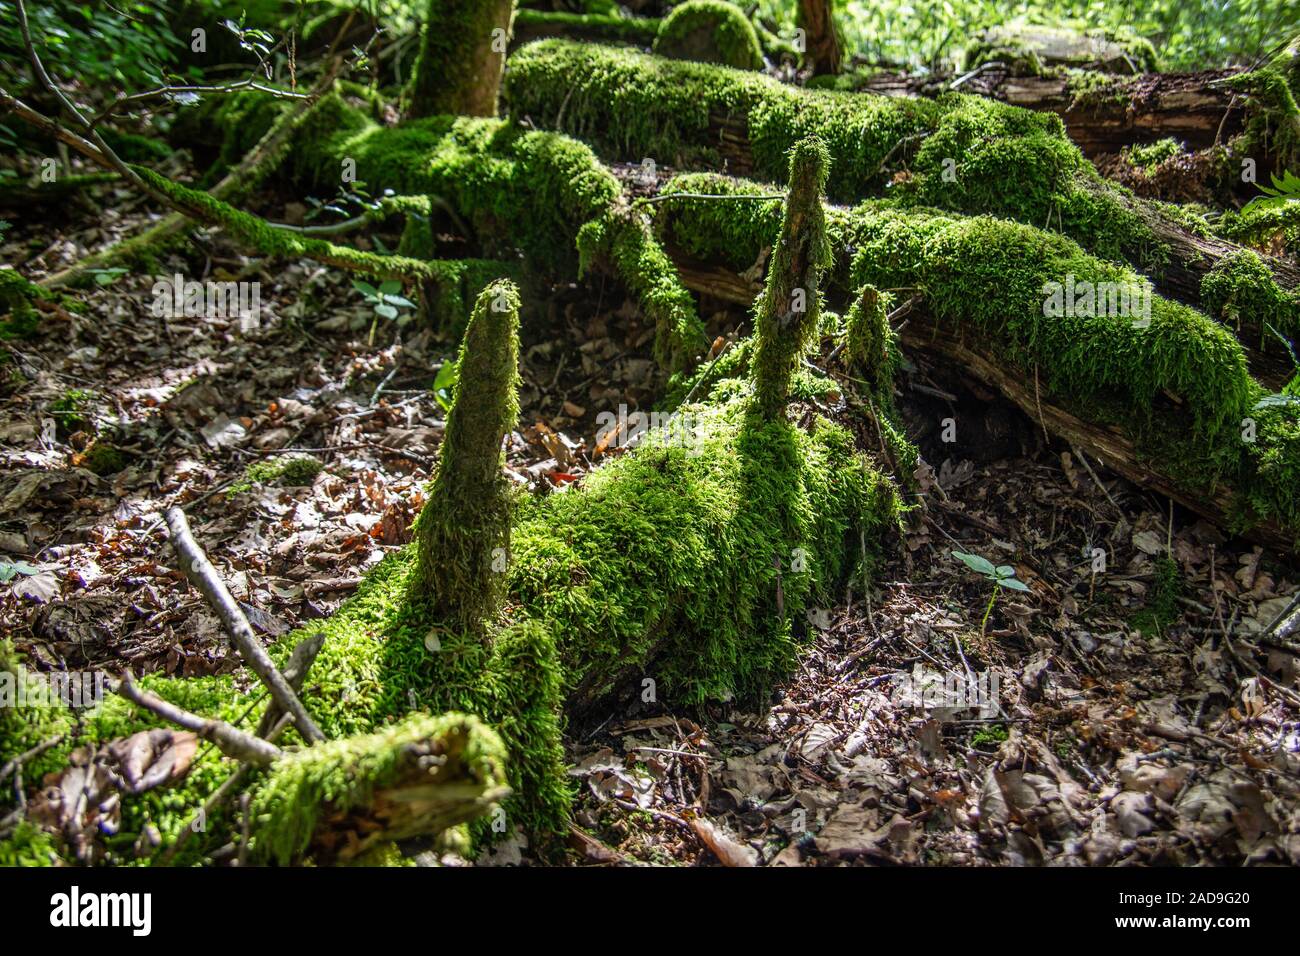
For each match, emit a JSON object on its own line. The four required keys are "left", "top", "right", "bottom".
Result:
{"left": 952, "top": 550, "right": 1030, "bottom": 634}
{"left": 431, "top": 357, "right": 459, "bottom": 413}
{"left": 0, "top": 559, "right": 40, "bottom": 583}
{"left": 352, "top": 278, "right": 416, "bottom": 345}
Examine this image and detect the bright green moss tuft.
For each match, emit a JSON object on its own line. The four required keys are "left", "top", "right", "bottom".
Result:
{"left": 227, "top": 454, "right": 323, "bottom": 496}
{"left": 1200, "top": 249, "right": 1300, "bottom": 346}
{"left": 0, "top": 640, "right": 75, "bottom": 796}
{"left": 653, "top": 1, "right": 763, "bottom": 71}
{"left": 249, "top": 712, "right": 508, "bottom": 865}
{"left": 1217, "top": 200, "right": 1300, "bottom": 260}
{"left": 0, "top": 821, "right": 64, "bottom": 866}
{"left": 0, "top": 268, "right": 46, "bottom": 339}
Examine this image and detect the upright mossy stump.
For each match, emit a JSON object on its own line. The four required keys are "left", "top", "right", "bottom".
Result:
{"left": 753, "top": 138, "right": 833, "bottom": 420}
{"left": 414, "top": 279, "right": 521, "bottom": 633}
{"left": 407, "top": 0, "right": 516, "bottom": 118}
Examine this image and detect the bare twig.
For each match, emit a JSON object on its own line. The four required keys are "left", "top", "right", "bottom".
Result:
{"left": 0, "top": 735, "right": 64, "bottom": 786}
{"left": 112, "top": 672, "right": 282, "bottom": 766}
{"left": 164, "top": 506, "right": 326, "bottom": 743}
{"left": 255, "top": 632, "right": 326, "bottom": 738}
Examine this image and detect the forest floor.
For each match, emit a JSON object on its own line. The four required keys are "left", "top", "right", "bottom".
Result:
{"left": 3, "top": 164, "right": 1299, "bottom": 867}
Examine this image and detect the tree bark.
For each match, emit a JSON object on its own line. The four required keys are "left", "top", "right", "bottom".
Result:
{"left": 796, "top": 0, "right": 842, "bottom": 76}
{"left": 407, "top": 0, "right": 516, "bottom": 118}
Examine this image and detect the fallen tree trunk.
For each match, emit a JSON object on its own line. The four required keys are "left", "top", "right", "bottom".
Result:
{"left": 512, "top": 9, "right": 660, "bottom": 46}
{"left": 856, "top": 68, "right": 1247, "bottom": 157}
{"left": 651, "top": 171, "right": 1300, "bottom": 552}
{"left": 677, "top": 248, "right": 1295, "bottom": 549}
{"left": 503, "top": 40, "right": 1300, "bottom": 348}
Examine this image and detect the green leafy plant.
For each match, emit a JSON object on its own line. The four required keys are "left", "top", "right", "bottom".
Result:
{"left": 952, "top": 550, "right": 1030, "bottom": 634}
{"left": 0, "top": 559, "right": 40, "bottom": 583}
{"left": 87, "top": 267, "right": 130, "bottom": 287}
{"left": 1243, "top": 169, "right": 1300, "bottom": 214}
{"left": 431, "top": 357, "right": 459, "bottom": 413}
{"left": 352, "top": 279, "right": 416, "bottom": 345}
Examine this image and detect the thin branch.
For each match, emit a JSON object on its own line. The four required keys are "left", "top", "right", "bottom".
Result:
{"left": 112, "top": 672, "right": 282, "bottom": 766}
{"left": 164, "top": 507, "right": 327, "bottom": 744}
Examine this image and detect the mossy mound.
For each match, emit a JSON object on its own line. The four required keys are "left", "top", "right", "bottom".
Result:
{"left": 652, "top": 1, "right": 763, "bottom": 71}
{"left": 504, "top": 40, "right": 1160, "bottom": 268}
{"left": 1200, "top": 249, "right": 1300, "bottom": 347}
{"left": 1219, "top": 200, "right": 1300, "bottom": 262}
{"left": 227, "top": 454, "right": 324, "bottom": 496}
{"left": 654, "top": 170, "right": 1300, "bottom": 539}
{"left": 285, "top": 99, "right": 706, "bottom": 367}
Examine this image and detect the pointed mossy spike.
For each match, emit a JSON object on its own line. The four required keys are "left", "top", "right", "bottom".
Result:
{"left": 752, "top": 137, "right": 832, "bottom": 420}
{"left": 845, "top": 284, "right": 896, "bottom": 398}
{"left": 414, "top": 279, "right": 521, "bottom": 632}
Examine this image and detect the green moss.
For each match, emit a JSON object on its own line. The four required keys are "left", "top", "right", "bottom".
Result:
{"left": 1124, "top": 137, "right": 1183, "bottom": 172}
{"left": 250, "top": 712, "right": 508, "bottom": 865}
{"left": 752, "top": 138, "right": 832, "bottom": 419}
{"left": 652, "top": 1, "right": 763, "bottom": 71}
{"left": 515, "top": 9, "right": 660, "bottom": 46}
{"left": 0, "top": 821, "right": 64, "bottom": 866}
{"left": 101, "top": 128, "right": 173, "bottom": 164}
{"left": 287, "top": 102, "right": 705, "bottom": 365}
{"left": 0, "top": 267, "right": 45, "bottom": 339}
{"left": 0, "top": 639, "right": 75, "bottom": 798}
{"left": 50, "top": 388, "right": 96, "bottom": 433}
{"left": 1225, "top": 38, "right": 1300, "bottom": 174}
{"left": 413, "top": 281, "right": 520, "bottom": 633}
{"left": 1200, "top": 249, "right": 1300, "bottom": 347}
{"left": 504, "top": 41, "right": 1160, "bottom": 269}
{"left": 227, "top": 454, "right": 324, "bottom": 497}
{"left": 652, "top": 169, "right": 1300, "bottom": 540}
{"left": 81, "top": 439, "right": 128, "bottom": 476}
{"left": 1218, "top": 200, "right": 1300, "bottom": 261}
{"left": 1132, "top": 554, "right": 1182, "bottom": 634}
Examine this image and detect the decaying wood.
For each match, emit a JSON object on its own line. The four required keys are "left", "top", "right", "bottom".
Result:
{"left": 664, "top": 257, "right": 1295, "bottom": 552}
{"left": 164, "top": 506, "right": 327, "bottom": 744}
{"left": 694, "top": 105, "right": 1299, "bottom": 340}
{"left": 857, "top": 68, "right": 1246, "bottom": 157}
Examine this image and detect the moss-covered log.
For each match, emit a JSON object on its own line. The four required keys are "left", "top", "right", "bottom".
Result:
{"left": 854, "top": 68, "right": 1247, "bottom": 158}
{"left": 651, "top": 170, "right": 1300, "bottom": 549}
{"left": 503, "top": 40, "right": 1300, "bottom": 326}
{"left": 407, "top": 0, "right": 516, "bottom": 118}
{"left": 283, "top": 95, "right": 706, "bottom": 367}
{"left": 964, "top": 24, "right": 1160, "bottom": 76}
{"left": 513, "top": 8, "right": 660, "bottom": 46}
